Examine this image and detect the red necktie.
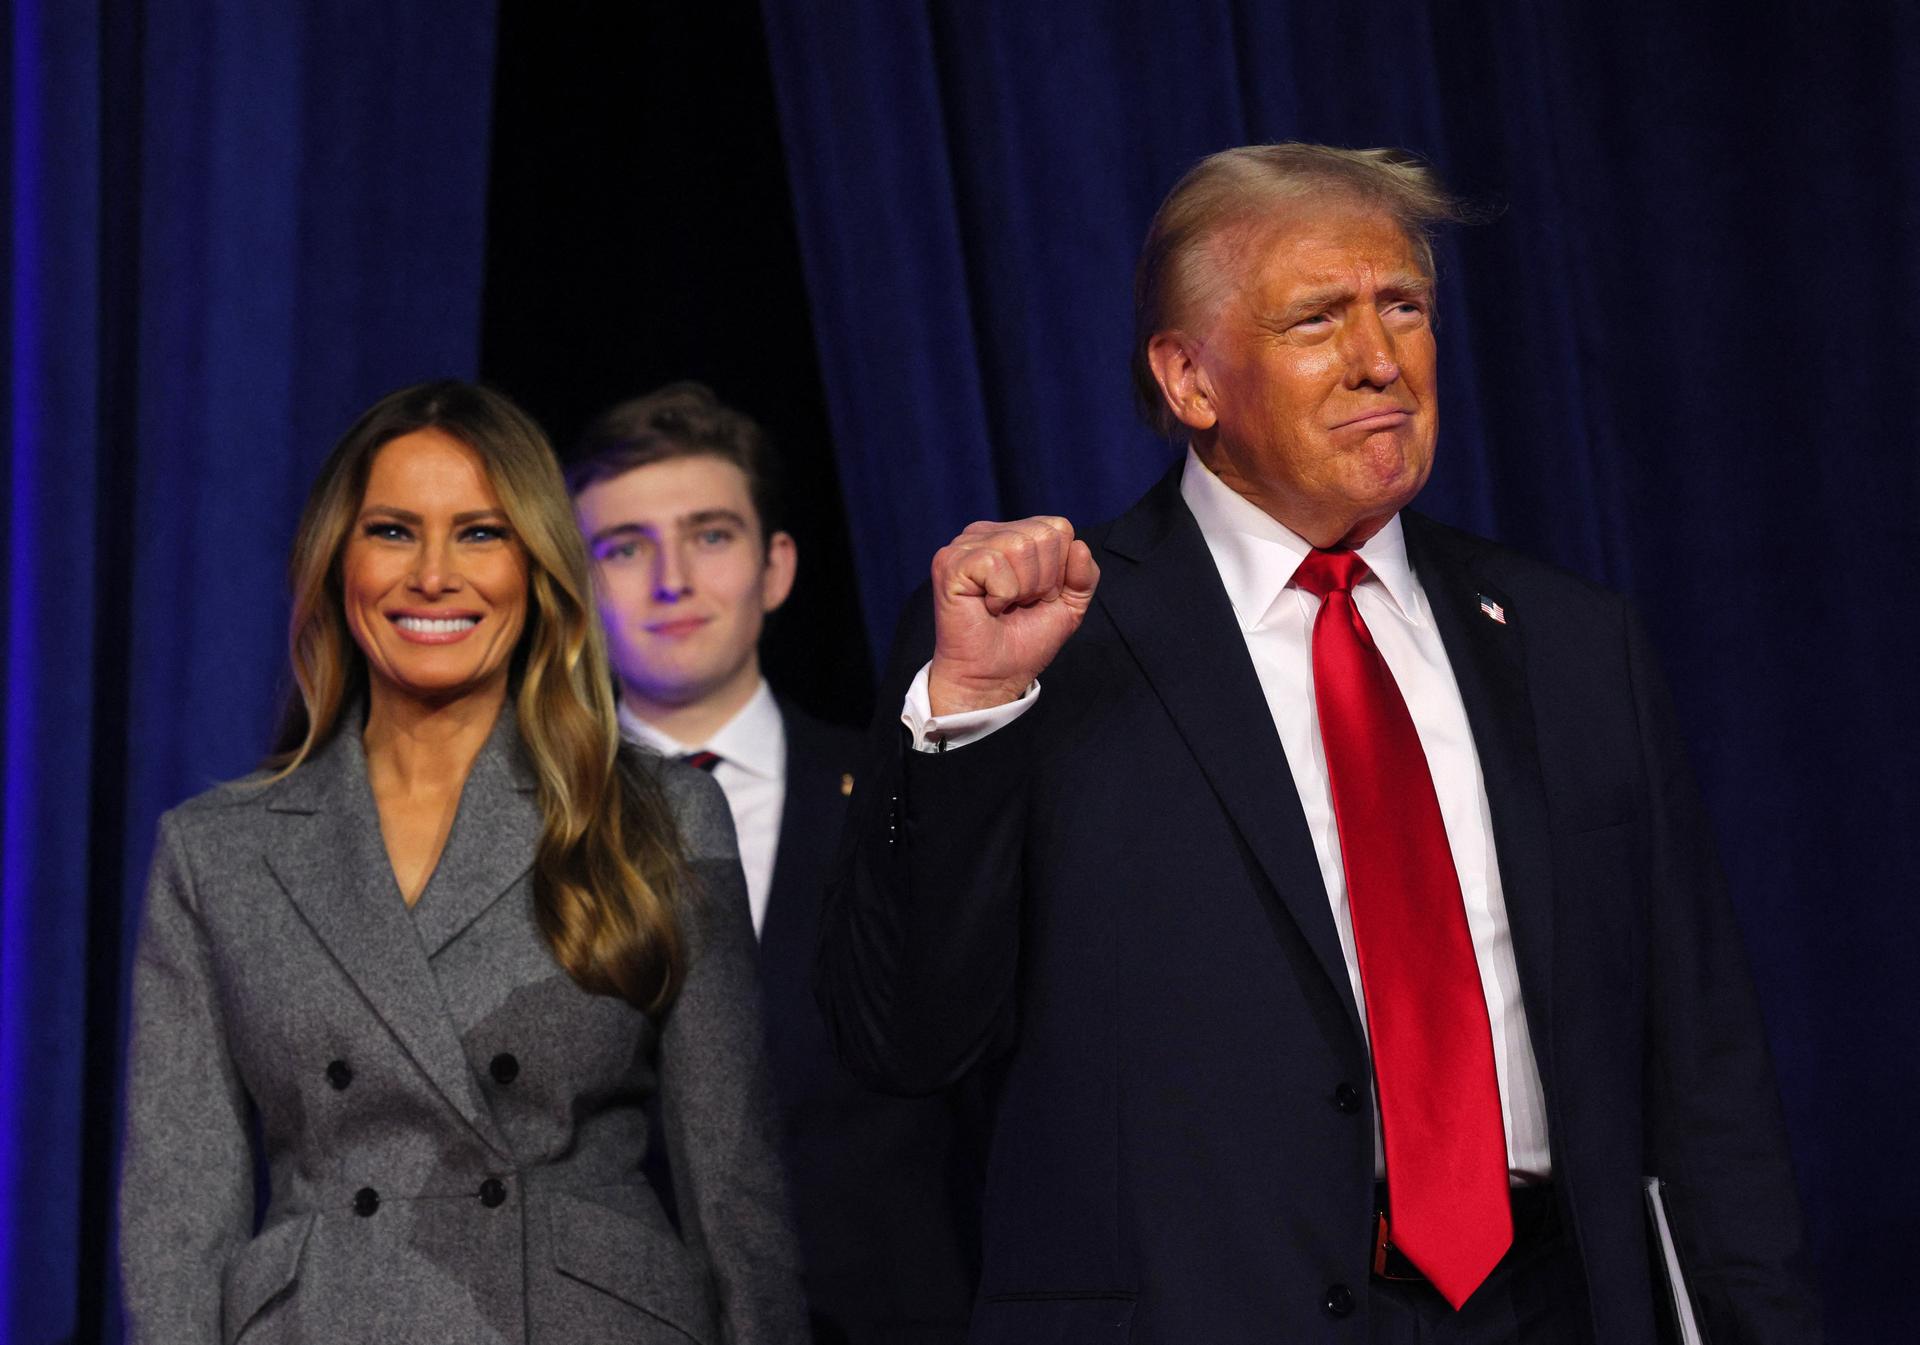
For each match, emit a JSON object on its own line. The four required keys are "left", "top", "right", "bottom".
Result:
{"left": 678, "top": 750, "right": 722, "bottom": 772}
{"left": 1293, "top": 548, "right": 1511, "bottom": 1309}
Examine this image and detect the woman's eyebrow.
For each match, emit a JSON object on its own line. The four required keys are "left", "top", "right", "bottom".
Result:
{"left": 356, "top": 506, "right": 508, "bottom": 524}
{"left": 358, "top": 504, "right": 422, "bottom": 523}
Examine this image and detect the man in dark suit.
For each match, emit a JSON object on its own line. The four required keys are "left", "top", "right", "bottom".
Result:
{"left": 570, "top": 383, "right": 979, "bottom": 1343}
{"left": 818, "top": 144, "right": 1820, "bottom": 1342}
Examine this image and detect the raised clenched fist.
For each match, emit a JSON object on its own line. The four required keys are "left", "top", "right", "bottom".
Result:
{"left": 927, "top": 516, "right": 1100, "bottom": 716}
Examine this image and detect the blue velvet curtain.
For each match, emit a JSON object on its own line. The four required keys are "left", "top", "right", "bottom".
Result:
{"left": 2, "top": 2, "right": 496, "bottom": 1338}
{"left": 762, "top": 2, "right": 1920, "bottom": 1336}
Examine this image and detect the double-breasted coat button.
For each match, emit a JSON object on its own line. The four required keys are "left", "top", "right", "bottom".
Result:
{"left": 1332, "top": 1082, "right": 1361, "bottom": 1114}
{"left": 1322, "top": 1282, "right": 1355, "bottom": 1318}
{"left": 489, "top": 1052, "right": 519, "bottom": 1085}
{"left": 325, "top": 1060, "right": 353, "bottom": 1090}
{"left": 478, "top": 1177, "right": 507, "bottom": 1208}
{"left": 353, "top": 1187, "right": 379, "bottom": 1217}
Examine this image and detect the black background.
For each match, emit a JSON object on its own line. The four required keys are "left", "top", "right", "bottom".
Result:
{"left": 480, "top": 0, "right": 873, "bottom": 727}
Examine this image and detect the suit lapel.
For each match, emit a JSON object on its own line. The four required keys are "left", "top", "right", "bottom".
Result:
{"left": 264, "top": 718, "right": 514, "bottom": 1161}
{"left": 1097, "top": 470, "right": 1364, "bottom": 1039}
{"left": 759, "top": 706, "right": 827, "bottom": 980}
{"left": 409, "top": 710, "right": 543, "bottom": 959}
{"left": 752, "top": 713, "right": 806, "bottom": 974}
{"left": 1403, "top": 513, "right": 1557, "bottom": 1084}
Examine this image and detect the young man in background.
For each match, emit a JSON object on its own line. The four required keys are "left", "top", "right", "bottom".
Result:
{"left": 571, "top": 383, "right": 979, "bottom": 1344}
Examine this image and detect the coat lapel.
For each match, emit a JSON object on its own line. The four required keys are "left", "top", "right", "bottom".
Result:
{"left": 758, "top": 701, "right": 847, "bottom": 977}
{"left": 1402, "top": 512, "right": 1557, "bottom": 1085}
{"left": 754, "top": 703, "right": 847, "bottom": 1103}
{"left": 409, "top": 709, "right": 543, "bottom": 959}
{"left": 263, "top": 716, "right": 515, "bottom": 1161}
{"left": 1096, "top": 470, "right": 1365, "bottom": 1040}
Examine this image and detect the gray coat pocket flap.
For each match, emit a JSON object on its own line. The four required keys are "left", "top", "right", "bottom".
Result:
{"left": 549, "top": 1190, "right": 716, "bottom": 1342}
{"left": 221, "top": 1213, "right": 315, "bottom": 1344}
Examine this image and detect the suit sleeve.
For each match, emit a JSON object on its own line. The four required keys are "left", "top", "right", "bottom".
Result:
{"left": 655, "top": 773, "right": 809, "bottom": 1345}
{"left": 815, "top": 587, "right": 1032, "bottom": 1096}
{"left": 119, "top": 810, "right": 257, "bottom": 1344}
{"left": 1629, "top": 606, "right": 1824, "bottom": 1341}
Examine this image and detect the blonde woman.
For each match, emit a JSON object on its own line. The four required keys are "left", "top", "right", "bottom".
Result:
{"left": 119, "top": 381, "right": 806, "bottom": 1344}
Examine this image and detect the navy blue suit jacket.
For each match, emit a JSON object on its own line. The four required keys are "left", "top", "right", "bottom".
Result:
{"left": 818, "top": 469, "right": 1819, "bottom": 1343}
{"left": 760, "top": 700, "right": 982, "bottom": 1343}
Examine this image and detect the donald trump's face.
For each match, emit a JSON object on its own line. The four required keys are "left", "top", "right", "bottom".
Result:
{"left": 1150, "top": 203, "right": 1439, "bottom": 548}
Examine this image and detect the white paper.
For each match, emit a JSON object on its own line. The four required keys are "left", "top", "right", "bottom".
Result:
{"left": 1643, "top": 1175, "right": 1705, "bottom": 1345}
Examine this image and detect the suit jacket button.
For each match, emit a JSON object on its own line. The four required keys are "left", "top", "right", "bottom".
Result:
{"left": 489, "top": 1052, "right": 519, "bottom": 1085}
{"left": 353, "top": 1187, "right": 379, "bottom": 1217}
{"left": 326, "top": 1059, "right": 353, "bottom": 1090}
{"left": 1322, "top": 1282, "right": 1354, "bottom": 1317}
{"left": 479, "top": 1177, "right": 507, "bottom": 1208}
{"left": 1332, "top": 1082, "right": 1361, "bottom": 1114}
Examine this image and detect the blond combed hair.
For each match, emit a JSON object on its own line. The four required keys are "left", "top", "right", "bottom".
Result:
{"left": 1132, "top": 142, "right": 1472, "bottom": 439}
{"left": 271, "top": 381, "right": 687, "bottom": 1013}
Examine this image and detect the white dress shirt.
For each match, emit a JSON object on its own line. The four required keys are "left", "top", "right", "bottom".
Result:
{"left": 621, "top": 680, "right": 786, "bottom": 939}
{"left": 903, "top": 450, "right": 1552, "bottom": 1180}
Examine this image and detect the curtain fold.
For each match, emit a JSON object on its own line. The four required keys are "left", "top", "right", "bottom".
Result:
{"left": 3, "top": 7, "right": 106, "bottom": 1341}
{"left": 759, "top": 5, "right": 1008, "bottom": 643}
{"left": 2, "top": 3, "right": 497, "bottom": 1338}
{"left": 762, "top": 2, "right": 1920, "bottom": 1336}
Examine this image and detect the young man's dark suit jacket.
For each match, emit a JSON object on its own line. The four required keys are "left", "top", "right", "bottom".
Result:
{"left": 759, "top": 699, "right": 982, "bottom": 1343}
{"left": 818, "top": 467, "right": 1820, "bottom": 1343}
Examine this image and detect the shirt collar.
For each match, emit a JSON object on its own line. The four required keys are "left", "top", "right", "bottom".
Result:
{"left": 617, "top": 679, "right": 786, "bottom": 781}
{"left": 1178, "top": 447, "right": 1423, "bottom": 631}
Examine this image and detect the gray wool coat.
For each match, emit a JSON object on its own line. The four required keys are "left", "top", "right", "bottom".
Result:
{"left": 119, "top": 708, "right": 808, "bottom": 1345}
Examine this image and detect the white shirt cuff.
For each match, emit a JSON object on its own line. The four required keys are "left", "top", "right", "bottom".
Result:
{"left": 901, "top": 662, "right": 1040, "bottom": 752}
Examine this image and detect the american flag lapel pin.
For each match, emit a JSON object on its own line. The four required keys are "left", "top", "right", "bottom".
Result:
{"left": 1478, "top": 594, "right": 1507, "bottom": 625}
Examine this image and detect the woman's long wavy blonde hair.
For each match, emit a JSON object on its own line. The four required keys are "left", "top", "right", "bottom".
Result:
{"left": 269, "top": 381, "right": 686, "bottom": 1013}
